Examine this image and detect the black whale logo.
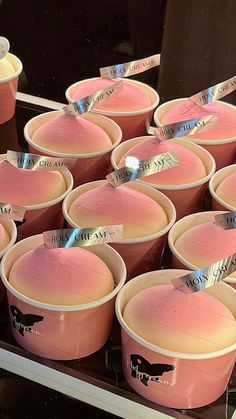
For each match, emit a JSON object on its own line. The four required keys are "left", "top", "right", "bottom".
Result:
{"left": 10, "top": 305, "right": 44, "bottom": 336}
{"left": 130, "top": 354, "right": 175, "bottom": 386}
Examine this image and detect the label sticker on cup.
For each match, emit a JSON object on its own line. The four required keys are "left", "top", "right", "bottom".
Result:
{"left": 171, "top": 252, "right": 236, "bottom": 293}
{"left": 63, "top": 80, "right": 123, "bottom": 116}
{"left": 43, "top": 225, "right": 123, "bottom": 248}
{"left": 0, "top": 202, "right": 25, "bottom": 222}
{"left": 147, "top": 115, "right": 216, "bottom": 141}
{"left": 190, "top": 74, "right": 236, "bottom": 106}
{"left": 106, "top": 150, "right": 178, "bottom": 187}
{"left": 215, "top": 212, "right": 236, "bottom": 230}
{"left": 7, "top": 150, "right": 76, "bottom": 171}
{"left": 99, "top": 54, "right": 161, "bottom": 78}
{"left": 0, "top": 37, "right": 10, "bottom": 60}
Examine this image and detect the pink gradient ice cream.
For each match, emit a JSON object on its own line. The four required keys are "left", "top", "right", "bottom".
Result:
{"left": 0, "top": 160, "right": 66, "bottom": 206}
{"left": 162, "top": 100, "right": 236, "bottom": 140}
{"left": 32, "top": 113, "right": 112, "bottom": 154}
{"left": 123, "top": 283, "right": 236, "bottom": 353}
{"left": 215, "top": 173, "right": 236, "bottom": 208}
{"left": 0, "top": 57, "right": 15, "bottom": 80}
{"left": 0, "top": 223, "right": 10, "bottom": 251}
{"left": 68, "top": 183, "right": 168, "bottom": 239}
{"left": 9, "top": 244, "right": 114, "bottom": 305}
{"left": 118, "top": 138, "right": 206, "bottom": 185}
{"left": 69, "top": 78, "right": 151, "bottom": 112}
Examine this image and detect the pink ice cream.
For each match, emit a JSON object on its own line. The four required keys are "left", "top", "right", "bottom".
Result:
{"left": 162, "top": 100, "right": 236, "bottom": 140}
{"left": 123, "top": 283, "right": 236, "bottom": 353}
{"left": 215, "top": 172, "right": 236, "bottom": 208}
{"left": 118, "top": 138, "right": 206, "bottom": 185}
{"left": 0, "top": 160, "right": 66, "bottom": 206}
{"left": 68, "top": 183, "right": 168, "bottom": 239}
{"left": 32, "top": 113, "right": 112, "bottom": 154}
{"left": 9, "top": 245, "right": 114, "bottom": 305}
{"left": 0, "top": 223, "right": 10, "bottom": 251}
{"left": 70, "top": 78, "right": 151, "bottom": 112}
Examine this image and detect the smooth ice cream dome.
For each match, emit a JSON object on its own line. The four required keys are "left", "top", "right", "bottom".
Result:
{"left": 162, "top": 99, "right": 236, "bottom": 140}
{"left": 215, "top": 173, "right": 236, "bottom": 208}
{"left": 119, "top": 138, "right": 206, "bottom": 185}
{"left": 32, "top": 114, "right": 112, "bottom": 154}
{"left": 70, "top": 78, "right": 151, "bottom": 112}
{"left": 0, "top": 223, "right": 10, "bottom": 251}
{"left": 0, "top": 160, "right": 66, "bottom": 206}
{"left": 9, "top": 245, "right": 114, "bottom": 305}
{"left": 0, "top": 57, "right": 15, "bottom": 79}
{"left": 68, "top": 183, "right": 168, "bottom": 239}
{"left": 123, "top": 284, "right": 236, "bottom": 353}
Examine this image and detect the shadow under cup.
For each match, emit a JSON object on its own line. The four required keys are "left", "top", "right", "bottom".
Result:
{"left": 62, "top": 180, "right": 176, "bottom": 280}
{"left": 1, "top": 234, "right": 126, "bottom": 360}
{"left": 116, "top": 269, "right": 236, "bottom": 409}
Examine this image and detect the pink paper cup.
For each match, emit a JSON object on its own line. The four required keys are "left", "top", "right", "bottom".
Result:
{"left": 1, "top": 234, "right": 126, "bottom": 360}
{"left": 0, "top": 220, "right": 17, "bottom": 302}
{"left": 0, "top": 154, "right": 73, "bottom": 241}
{"left": 154, "top": 99, "right": 236, "bottom": 169}
{"left": 168, "top": 210, "right": 236, "bottom": 288}
{"left": 111, "top": 136, "right": 216, "bottom": 220}
{"left": 209, "top": 164, "right": 236, "bottom": 211}
{"left": 65, "top": 77, "right": 159, "bottom": 141}
{"left": 0, "top": 53, "right": 23, "bottom": 125}
{"left": 24, "top": 110, "right": 122, "bottom": 187}
{"left": 116, "top": 269, "right": 236, "bottom": 409}
{"left": 63, "top": 180, "right": 176, "bottom": 280}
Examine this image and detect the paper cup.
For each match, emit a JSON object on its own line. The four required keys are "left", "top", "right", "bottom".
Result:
{"left": 24, "top": 110, "right": 122, "bottom": 187}
{"left": 154, "top": 99, "right": 236, "bottom": 169}
{"left": 63, "top": 180, "right": 176, "bottom": 280}
{"left": 65, "top": 77, "right": 159, "bottom": 141}
{"left": 111, "top": 136, "right": 216, "bottom": 220}
{"left": 168, "top": 210, "right": 236, "bottom": 288}
{"left": 0, "top": 219, "right": 17, "bottom": 301}
{"left": 0, "top": 53, "right": 23, "bottom": 125}
{"left": 116, "top": 269, "right": 236, "bottom": 409}
{"left": 1, "top": 234, "right": 126, "bottom": 360}
{"left": 0, "top": 154, "right": 73, "bottom": 241}
{"left": 209, "top": 164, "right": 236, "bottom": 211}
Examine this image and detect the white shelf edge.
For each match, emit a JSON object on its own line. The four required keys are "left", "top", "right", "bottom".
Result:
{"left": 0, "top": 348, "right": 174, "bottom": 419}
{"left": 16, "top": 92, "right": 65, "bottom": 110}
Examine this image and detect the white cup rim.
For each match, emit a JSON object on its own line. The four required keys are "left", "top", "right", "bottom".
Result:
{"left": 209, "top": 164, "right": 236, "bottom": 211}
{"left": 65, "top": 77, "right": 160, "bottom": 117}
{"left": 62, "top": 179, "right": 176, "bottom": 244}
{"left": 24, "top": 110, "right": 122, "bottom": 159}
{"left": 1, "top": 234, "right": 127, "bottom": 311}
{"left": 115, "top": 269, "right": 236, "bottom": 360}
{"left": 0, "top": 220, "right": 17, "bottom": 259}
{"left": 0, "top": 53, "right": 23, "bottom": 84}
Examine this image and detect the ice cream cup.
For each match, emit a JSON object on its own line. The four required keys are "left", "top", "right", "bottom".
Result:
{"left": 24, "top": 110, "right": 122, "bottom": 187}
{"left": 0, "top": 154, "right": 74, "bottom": 241}
{"left": 63, "top": 180, "right": 176, "bottom": 280}
{"left": 116, "top": 269, "right": 236, "bottom": 409}
{"left": 111, "top": 136, "right": 216, "bottom": 220}
{"left": 209, "top": 164, "right": 236, "bottom": 211}
{"left": 168, "top": 210, "right": 236, "bottom": 288}
{"left": 154, "top": 99, "right": 236, "bottom": 169}
{"left": 65, "top": 77, "right": 159, "bottom": 141}
{"left": 1, "top": 234, "right": 126, "bottom": 360}
{"left": 0, "top": 53, "right": 23, "bottom": 125}
{"left": 0, "top": 220, "right": 17, "bottom": 301}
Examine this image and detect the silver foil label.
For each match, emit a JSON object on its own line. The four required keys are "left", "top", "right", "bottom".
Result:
{"left": 0, "top": 37, "right": 10, "bottom": 59}
{"left": 43, "top": 225, "right": 123, "bottom": 248}
{"left": 99, "top": 54, "right": 161, "bottom": 78}
{"left": 7, "top": 150, "right": 76, "bottom": 171}
{"left": 63, "top": 80, "right": 123, "bottom": 116}
{"left": 190, "top": 74, "right": 236, "bottom": 106}
{"left": 106, "top": 150, "right": 179, "bottom": 187}
{"left": 0, "top": 202, "right": 25, "bottom": 222}
{"left": 147, "top": 115, "right": 216, "bottom": 141}
{"left": 215, "top": 212, "right": 236, "bottom": 230}
{"left": 172, "top": 252, "right": 236, "bottom": 293}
